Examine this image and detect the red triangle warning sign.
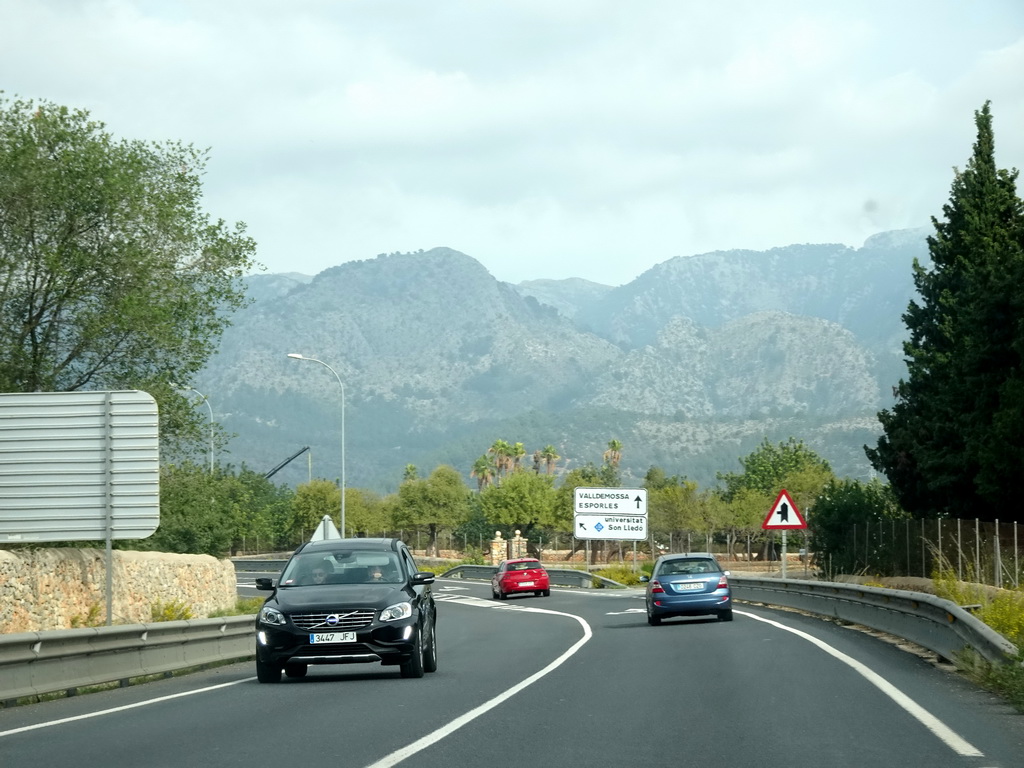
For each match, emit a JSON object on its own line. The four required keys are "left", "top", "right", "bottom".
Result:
{"left": 762, "top": 489, "right": 807, "bottom": 530}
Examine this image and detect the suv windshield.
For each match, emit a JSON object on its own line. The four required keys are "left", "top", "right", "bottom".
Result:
{"left": 279, "top": 550, "right": 404, "bottom": 586}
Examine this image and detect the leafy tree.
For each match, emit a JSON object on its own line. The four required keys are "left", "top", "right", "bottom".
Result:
{"left": 289, "top": 479, "right": 340, "bottom": 542}
{"left": 716, "top": 437, "right": 833, "bottom": 558}
{"left": 480, "top": 469, "right": 558, "bottom": 533}
{"left": 220, "top": 467, "right": 294, "bottom": 554}
{"left": 867, "top": 102, "right": 1024, "bottom": 521}
{"left": 718, "top": 437, "right": 832, "bottom": 502}
{"left": 480, "top": 470, "right": 558, "bottom": 558}
{"left": 809, "top": 478, "right": 908, "bottom": 577}
{"left": 143, "top": 463, "right": 234, "bottom": 556}
{"left": 130, "top": 462, "right": 293, "bottom": 556}
{"left": 394, "top": 465, "right": 471, "bottom": 555}
{"left": 696, "top": 490, "right": 732, "bottom": 553}
{"left": 720, "top": 487, "right": 774, "bottom": 558}
{"left": 647, "top": 476, "right": 700, "bottom": 541}
{"left": 454, "top": 496, "right": 494, "bottom": 557}
{"left": 0, "top": 95, "right": 256, "bottom": 452}
{"left": 344, "top": 487, "right": 390, "bottom": 537}
{"left": 643, "top": 465, "right": 671, "bottom": 491}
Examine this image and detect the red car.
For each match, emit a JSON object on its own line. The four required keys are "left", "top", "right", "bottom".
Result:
{"left": 492, "top": 558, "right": 550, "bottom": 599}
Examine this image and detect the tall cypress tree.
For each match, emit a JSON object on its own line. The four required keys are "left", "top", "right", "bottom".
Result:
{"left": 866, "top": 102, "right": 1024, "bottom": 521}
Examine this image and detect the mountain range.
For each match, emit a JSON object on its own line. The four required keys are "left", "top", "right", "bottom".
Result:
{"left": 197, "top": 227, "right": 930, "bottom": 493}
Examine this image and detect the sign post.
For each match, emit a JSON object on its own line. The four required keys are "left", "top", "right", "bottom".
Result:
{"left": 761, "top": 489, "right": 807, "bottom": 578}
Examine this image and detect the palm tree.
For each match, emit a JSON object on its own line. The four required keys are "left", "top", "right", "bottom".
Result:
{"left": 511, "top": 442, "right": 527, "bottom": 472}
{"left": 470, "top": 455, "right": 496, "bottom": 492}
{"left": 603, "top": 439, "right": 623, "bottom": 468}
{"left": 488, "top": 439, "right": 513, "bottom": 480}
{"left": 403, "top": 464, "right": 418, "bottom": 483}
{"left": 540, "top": 445, "right": 560, "bottom": 475}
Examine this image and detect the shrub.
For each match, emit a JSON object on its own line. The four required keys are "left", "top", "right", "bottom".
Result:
{"left": 977, "top": 591, "right": 1024, "bottom": 649}
{"left": 593, "top": 565, "right": 645, "bottom": 586}
{"left": 933, "top": 565, "right": 1024, "bottom": 713}
{"left": 150, "top": 600, "right": 194, "bottom": 622}
{"left": 977, "top": 653, "right": 1024, "bottom": 712}
{"left": 70, "top": 603, "right": 103, "bottom": 628}
{"left": 209, "top": 597, "right": 265, "bottom": 617}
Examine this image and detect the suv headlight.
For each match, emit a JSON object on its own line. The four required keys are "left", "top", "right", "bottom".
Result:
{"left": 259, "top": 605, "right": 286, "bottom": 626}
{"left": 380, "top": 601, "right": 412, "bottom": 622}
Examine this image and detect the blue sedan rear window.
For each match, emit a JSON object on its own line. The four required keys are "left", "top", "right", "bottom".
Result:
{"left": 660, "top": 559, "right": 718, "bottom": 575}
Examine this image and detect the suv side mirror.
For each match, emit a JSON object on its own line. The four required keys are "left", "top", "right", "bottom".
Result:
{"left": 412, "top": 571, "right": 436, "bottom": 585}
{"left": 255, "top": 577, "right": 275, "bottom": 591}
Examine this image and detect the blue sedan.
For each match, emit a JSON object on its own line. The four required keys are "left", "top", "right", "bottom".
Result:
{"left": 641, "top": 553, "right": 733, "bottom": 625}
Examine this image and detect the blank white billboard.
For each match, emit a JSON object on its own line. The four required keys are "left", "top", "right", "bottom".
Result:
{"left": 0, "top": 391, "right": 160, "bottom": 542}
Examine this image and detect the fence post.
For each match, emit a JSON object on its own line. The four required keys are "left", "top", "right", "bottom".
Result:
{"left": 906, "top": 519, "right": 911, "bottom": 577}
{"left": 975, "top": 519, "right": 981, "bottom": 583}
{"left": 957, "top": 518, "right": 963, "bottom": 581}
{"left": 994, "top": 519, "right": 1002, "bottom": 589}
{"left": 921, "top": 518, "right": 926, "bottom": 578}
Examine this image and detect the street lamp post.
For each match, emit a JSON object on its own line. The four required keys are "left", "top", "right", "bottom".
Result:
{"left": 287, "top": 353, "right": 346, "bottom": 537}
{"left": 176, "top": 384, "right": 214, "bottom": 473}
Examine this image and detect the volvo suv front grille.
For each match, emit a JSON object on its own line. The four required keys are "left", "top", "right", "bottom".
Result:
{"left": 290, "top": 610, "right": 375, "bottom": 631}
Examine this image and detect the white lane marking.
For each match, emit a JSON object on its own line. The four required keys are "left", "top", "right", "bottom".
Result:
{"left": 739, "top": 610, "right": 983, "bottom": 758}
{"left": 0, "top": 678, "right": 254, "bottom": 739}
{"left": 364, "top": 604, "right": 593, "bottom": 768}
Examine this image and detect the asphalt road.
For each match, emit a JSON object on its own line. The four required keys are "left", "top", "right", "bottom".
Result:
{"left": 2, "top": 578, "right": 1023, "bottom": 768}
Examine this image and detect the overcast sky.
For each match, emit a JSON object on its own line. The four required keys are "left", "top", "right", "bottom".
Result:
{"left": 3, "top": 1, "right": 1023, "bottom": 287}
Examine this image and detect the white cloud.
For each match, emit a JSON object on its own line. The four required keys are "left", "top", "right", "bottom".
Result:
{"left": 1, "top": 0, "right": 1022, "bottom": 285}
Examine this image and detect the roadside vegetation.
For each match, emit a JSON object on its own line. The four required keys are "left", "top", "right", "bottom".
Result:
{"left": 931, "top": 568, "right": 1024, "bottom": 711}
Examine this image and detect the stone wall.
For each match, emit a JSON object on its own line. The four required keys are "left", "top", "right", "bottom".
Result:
{"left": 0, "top": 548, "right": 237, "bottom": 634}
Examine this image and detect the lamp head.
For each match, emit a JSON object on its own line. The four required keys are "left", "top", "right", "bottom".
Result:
{"left": 287, "top": 353, "right": 304, "bottom": 360}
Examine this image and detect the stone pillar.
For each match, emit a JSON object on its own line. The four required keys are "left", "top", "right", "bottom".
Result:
{"left": 489, "top": 531, "right": 506, "bottom": 565}
{"left": 510, "top": 530, "right": 528, "bottom": 559}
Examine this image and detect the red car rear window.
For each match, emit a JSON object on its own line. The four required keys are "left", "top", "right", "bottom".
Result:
{"left": 508, "top": 561, "right": 542, "bottom": 571}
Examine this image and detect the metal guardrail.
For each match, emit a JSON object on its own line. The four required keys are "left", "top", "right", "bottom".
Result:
{"left": 440, "top": 564, "right": 623, "bottom": 589}
{"left": 730, "top": 575, "right": 1018, "bottom": 665}
{"left": 234, "top": 560, "right": 623, "bottom": 588}
{"left": 445, "top": 566, "right": 1018, "bottom": 665}
{"left": 0, "top": 616, "right": 254, "bottom": 705}
{"left": 2, "top": 568, "right": 1017, "bottom": 705}
{"left": 233, "top": 558, "right": 288, "bottom": 573}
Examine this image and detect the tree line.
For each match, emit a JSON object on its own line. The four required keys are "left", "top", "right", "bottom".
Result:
{"left": 2, "top": 94, "right": 1021, "bottom": 569}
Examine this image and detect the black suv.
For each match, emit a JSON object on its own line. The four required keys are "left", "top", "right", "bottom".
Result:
{"left": 254, "top": 538, "right": 437, "bottom": 682}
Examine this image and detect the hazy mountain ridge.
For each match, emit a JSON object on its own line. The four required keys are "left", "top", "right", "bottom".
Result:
{"left": 202, "top": 231, "right": 926, "bottom": 491}
{"left": 512, "top": 277, "right": 614, "bottom": 320}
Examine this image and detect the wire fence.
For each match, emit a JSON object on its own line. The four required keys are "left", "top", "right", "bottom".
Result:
{"left": 817, "top": 518, "right": 1023, "bottom": 588}
{"left": 237, "top": 519, "right": 1024, "bottom": 590}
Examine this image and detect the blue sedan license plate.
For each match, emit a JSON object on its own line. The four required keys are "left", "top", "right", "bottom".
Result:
{"left": 310, "top": 631, "right": 356, "bottom": 644}
{"left": 676, "top": 582, "right": 703, "bottom": 591}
